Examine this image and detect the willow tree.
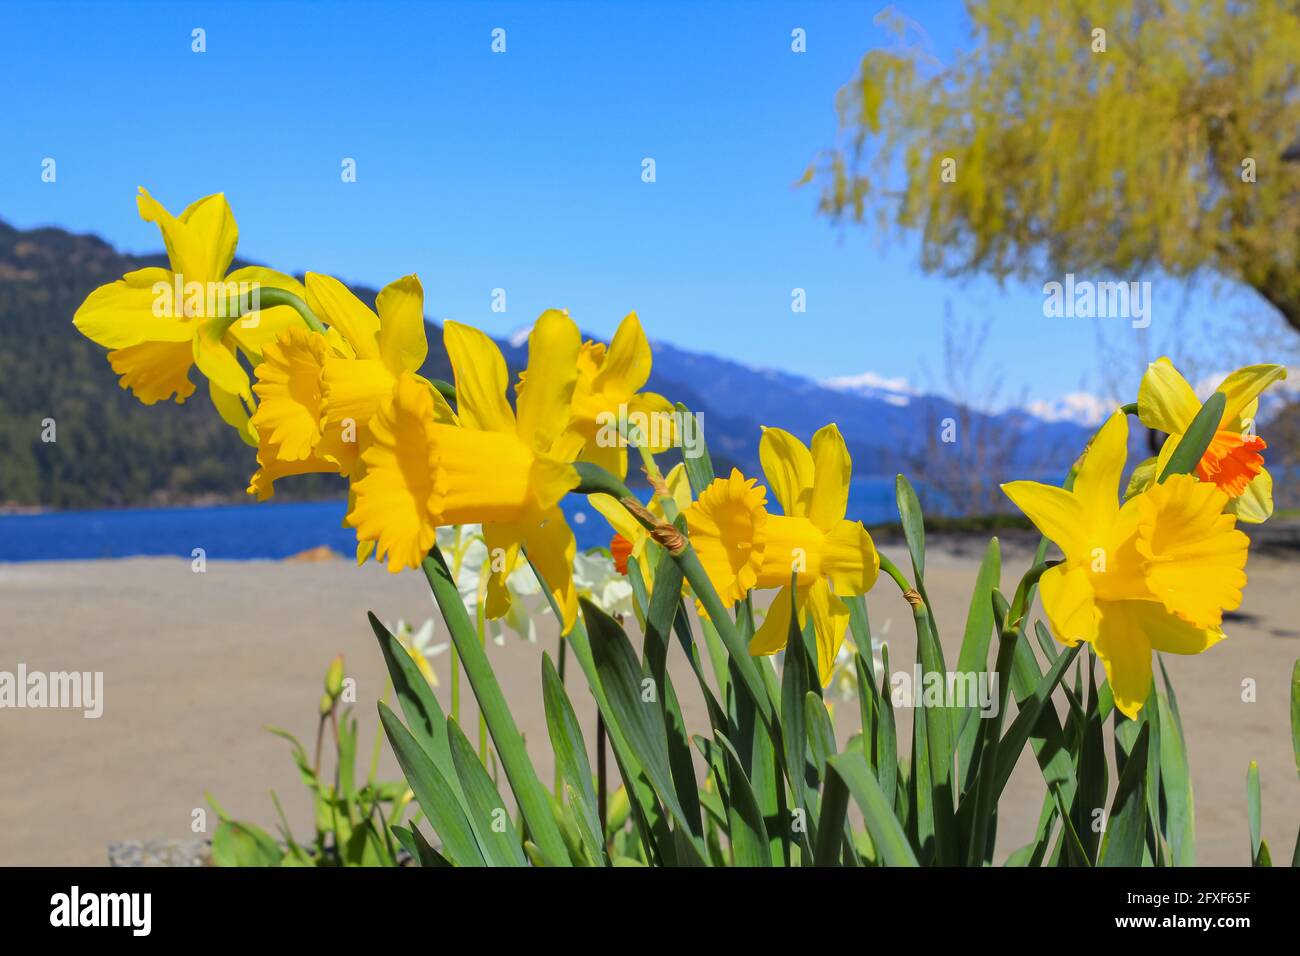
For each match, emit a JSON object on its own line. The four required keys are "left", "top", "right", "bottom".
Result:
{"left": 810, "top": 0, "right": 1300, "bottom": 333}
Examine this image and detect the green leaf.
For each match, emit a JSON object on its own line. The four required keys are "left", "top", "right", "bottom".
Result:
{"left": 912, "top": 600, "right": 957, "bottom": 864}
{"left": 641, "top": 548, "right": 705, "bottom": 840}
{"left": 1290, "top": 659, "right": 1300, "bottom": 780}
{"left": 781, "top": 613, "right": 812, "bottom": 791}
{"left": 377, "top": 701, "right": 484, "bottom": 866}
{"left": 875, "top": 642, "right": 899, "bottom": 813}
{"left": 211, "top": 819, "right": 283, "bottom": 867}
{"left": 447, "top": 718, "right": 528, "bottom": 866}
{"left": 343, "top": 819, "right": 388, "bottom": 867}
{"left": 1099, "top": 723, "right": 1149, "bottom": 866}
{"left": 1075, "top": 651, "right": 1109, "bottom": 863}
{"left": 541, "top": 653, "right": 606, "bottom": 864}
{"left": 582, "top": 598, "right": 706, "bottom": 862}
{"left": 674, "top": 403, "right": 715, "bottom": 497}
{"left": 814, "top": 764, "right": 852, "bottom": 866}
{"left": 826, "top": 752, "right": 918, "bottom": 866}
{"left": 894, "top": 474, "right": 927, "bottom": 584}
{"left": 1159, "top": 391, "right": 1226, "bottom": 481}
{"left": 421, "top": 551, "right": 569, "bottom": 866}
{"left": 1247, "top": 760, "right": 1263, "bottom": 865}
{"left": 804, "top": 691, "right": 837, "bottom": 782}
{"left": 992, "top": 643, "right": 1082, "bottom": 799}
{"left": 391, "top": 824, "right": 452, "bottom": 867}
{"left": 368, "top": 612, "right": 450, "bottom": 766}
{"left": 956, "top": 538, "right": 1001, "bottom": 790}
{"left": 1156, "top": 659, "right": 1194, "bottom": 866}
{"left": 712, "top": 732, "right": 772, "bottom": 867}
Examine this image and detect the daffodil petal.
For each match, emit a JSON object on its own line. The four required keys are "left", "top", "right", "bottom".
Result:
{"left": 1000, "top": 480, "right": 1087, "bottom": 558}
{"left": 137, "top": 188, "right": 228, "bottom": 284}
{"left": 749, "top": 585, "right": 794, "bottom": 656}
{"left": 73, "top": 268, "right": 192, "bottom": 349}
{"left": 529, "top": 454, "right": 581, "bottom": 511}
{"left": 209, "top": 381, "right": 257, "bottom": 447}
{"left": 1039, "top": 564, "right": 1099, "bottom": 646}
{"left": 807, "top": 423, "right": 851, "bottom": 531}
{"left": 444, "top": 320, "right": 516, "bottom": 434}
{"left": 376, "top": 274, "right": 429, "bottom": 375}
{"left": 807, "top": 577, "right": 850, "bottom": 686}
{"left": 822, "top": 520, "right": 880, "bottom": 596}
{"left": 106, "top": 339, "right": 196, "bottom": 405}
{"left": 1215, "top": 364, "right": 1287, "bottom": 423}
{"left": 524, "top": 506, "right": 578, "bottom": 634}
{"left": 1136, "top": 473, "right": 1248, "bottom": 628}
{"left": 516, "top": 310, "right": 581, "bottom": 454}
{"left": 194, "top": 319, "right": 252, "bottom": 399}
{"left": 1094, "top": 603, "right": 1154, "bottom": 720}
{"left": 628, "top": 391, "right": 677, "bottom": 452}
{"left": 759, "top": 426, "right": 814, "bottom": 517}
{"left": 177, "top": 191, "right": 239, "bottom": 282}
{"left": 662, "top": 462, "right": 694, "bottom": 515}
{"left": 1124, "top": 601, "right": 1225, "bottom": 656}
{"left": 593, "top": 311, "right": 652, "bottom": 396}
{"left": 1073, "top": 410, "right": 1127, "bottom": 527}
{"left": 578, "top": 436, "right": 627, "bottom": 479}
{"left": 306, "top": 272, "right": 381, "bottom": 360}
{"left": 1138, "top": 356, "right": 1200, "bottom": 435}
{"left": 1228, "top": 469, "right": 1273, "bottom": 524}
{"left": 589, "top": 493, "right": 643, "bottom": 543}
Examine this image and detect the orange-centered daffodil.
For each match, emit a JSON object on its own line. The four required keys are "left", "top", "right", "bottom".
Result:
{"left": 72, "top": 188, "right": 307, "bottom": 443}
{"left": 1136, "top": 357, "right": 1287, "bottom": 522}
{"left": 346, "top": 311, "right": 585, "bottom": 632}
{"left": 685, "top": 424, "right": 880, "bottom": 684}
{"left": 1003, "top": 409, "right": 1250, "bottom": 719}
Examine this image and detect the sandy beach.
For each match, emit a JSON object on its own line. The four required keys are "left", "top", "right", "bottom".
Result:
{"left": 1, "top": 534, "right": 1296, "bottom": 867}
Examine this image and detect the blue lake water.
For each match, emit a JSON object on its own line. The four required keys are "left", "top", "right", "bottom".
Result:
{"left": 0, "top": 478, "right": 906, "bottom": 562}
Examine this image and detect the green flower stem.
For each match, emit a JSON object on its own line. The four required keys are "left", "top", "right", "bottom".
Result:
{"left": 876, "top": 554, "right": 914, "bottom": 596}
{"left": 232, "top": 285, "right": 326, "bottom": 334}
{"left": 625, "top": 423, "right": 680, "bottom": 521}
{"left": 430, "top": 378, "right": 457, "bottom": 406}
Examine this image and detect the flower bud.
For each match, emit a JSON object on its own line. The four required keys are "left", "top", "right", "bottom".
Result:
{"left": 324, "top": 654, "right": 345, "bottom": 699}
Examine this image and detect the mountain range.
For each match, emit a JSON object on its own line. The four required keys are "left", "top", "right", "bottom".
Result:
{"left": 0, "top": 217, "right": 1095, "bottom": 513}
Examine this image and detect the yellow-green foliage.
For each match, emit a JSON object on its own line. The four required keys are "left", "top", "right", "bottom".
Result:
{"left": 811, "top": 0, "right": 1300, "bottom": 330}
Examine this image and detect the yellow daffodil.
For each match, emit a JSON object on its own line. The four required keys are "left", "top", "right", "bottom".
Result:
{"left": 73, "top": 188, "right": 307, "bottom": 442}
{"left": 588, "top": 462, "right": 693, "bottom": 590}
{"left": 245, "top": 272, "right": 446, "bottom": 501}
{"left": 529, "top": 311, "right": 675, "bottom": 478}
{"left": 1134, "top": 357, "right": 1288, "bottom": 522}
{"left": 1003, "top": 410, "right": 1249, "bottom": 719}
{"left": 346, "top": 312, "right": 585, "bottom": 633}
{"left": 684, "top": 425, "right": 880, "bottom": 684}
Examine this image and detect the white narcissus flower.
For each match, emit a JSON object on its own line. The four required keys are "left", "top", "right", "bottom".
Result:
{"left": 573, "top": 549, "right": 635, "bottom": 619}
{"left": 436, "top": 524, "right": 548, "bottom": 645}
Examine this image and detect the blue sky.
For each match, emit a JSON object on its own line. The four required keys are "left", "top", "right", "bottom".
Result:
{"left": 0, "top": 0, "right": 1273, "bottom": 415}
